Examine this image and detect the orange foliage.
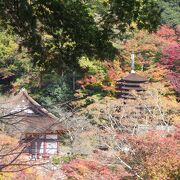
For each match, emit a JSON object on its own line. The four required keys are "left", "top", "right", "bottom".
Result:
{"left": 62, "top": 159, "right": 131, "bottom": 180}
{"left": 120, "top": 25, "right": 178, "bottom": 69}
{"left": 121, "top": 128, "right": 180, "bottom": 179}
{"left": 142, "top": 66, "right": 169, "bottom": 82}
{"left": 77, "top": 60, "right": 124, "bottom": 94}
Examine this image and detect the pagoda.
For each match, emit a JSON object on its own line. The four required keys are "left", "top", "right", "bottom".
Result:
{"left": 116, "top": 52, "right": 148, "bottom": 99}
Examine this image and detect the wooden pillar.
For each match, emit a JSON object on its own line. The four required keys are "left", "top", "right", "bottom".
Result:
{"left": 43, "top": 135, "right": 47, "bottom": 158}
{"left": 35, "top": 135, "right": 39, "bottom": 159}
{"left": 35, "top": 140, "right": 38, "bottom": 160}
{"left": 57, "top": 135, "right": 59, "bottom": 154}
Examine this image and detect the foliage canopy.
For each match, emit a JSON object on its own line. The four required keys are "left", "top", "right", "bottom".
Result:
{"left": 0, "top": 0, "right": 162, "bottom": 73}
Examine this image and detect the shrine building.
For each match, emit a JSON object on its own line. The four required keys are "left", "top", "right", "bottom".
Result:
{"left": 0, "top": 88, "right": 66, "bottom": 160}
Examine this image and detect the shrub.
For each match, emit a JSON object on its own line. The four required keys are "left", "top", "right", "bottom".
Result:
{"left": 52, "top": 155, "right": 77, "bottom": 165}
{"left": 62, "top": 159, "right": 131, "bottom": 179}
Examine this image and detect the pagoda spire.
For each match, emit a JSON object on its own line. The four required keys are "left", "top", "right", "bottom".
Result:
{"left": 131, "top": 51, "right": 135, "bottom": 73}
{"left": 20, "top": 87, "right": 26, "bottom": 92}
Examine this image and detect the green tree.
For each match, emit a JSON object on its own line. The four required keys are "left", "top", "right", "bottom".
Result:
{"left": 108, "top": 0, "right": 161, "bottom": 35}
{"left": 159, "top": 0, "right": 180, "bottom": 27}
{"left": 0, "top": 0, "right": 115, "bottom": 73}
{"left": 0, "top": 28, "right": 31, "bottom": 93}
{"left": 0, "top": 0, "right": 162, "bottom": 73}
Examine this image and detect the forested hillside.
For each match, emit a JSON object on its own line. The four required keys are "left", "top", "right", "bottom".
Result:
{"left": 0, "top": 0, "right": 179, "bottom": 179}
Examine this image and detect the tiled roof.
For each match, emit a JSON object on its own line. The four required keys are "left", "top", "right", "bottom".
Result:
{"left": 122, "top": 73, "right": 148, "bottom": 82}
{"left": 0, "top": 89, "right": 65, "bottom": 135}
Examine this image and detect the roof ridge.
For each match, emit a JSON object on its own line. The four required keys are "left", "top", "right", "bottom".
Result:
{"left": 122, "top": 72, "right": 148, "bottom": 82}
{"left": 1, "top": 88, "right": 58, "bottom": 120}
{"left": 21, "top": 89, "right": 58, "bottom": 120}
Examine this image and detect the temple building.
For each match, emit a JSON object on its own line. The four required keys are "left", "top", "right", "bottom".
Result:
{"left": 116, "top": 52, "right": 148, "bottom": 98}
{"left": 0, "top": 88, "right": 66, "bottom": 160}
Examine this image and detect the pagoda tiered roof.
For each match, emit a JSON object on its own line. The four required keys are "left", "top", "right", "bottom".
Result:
{"left": 116, "top": 73, "right": 148, "bottom": 99}
{"left": 118, "top": 73, "right": 148, "bottom": 83}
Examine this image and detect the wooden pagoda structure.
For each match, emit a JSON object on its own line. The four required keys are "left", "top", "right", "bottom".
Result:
{"left": 116, "top": 52, "right": 148, "bottom": 98}
{"left": 116, "top": 73, "right": 148, "bottom": 98}
{"left": 0, "top": 88, "right": 66, "bottom": 159}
